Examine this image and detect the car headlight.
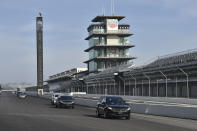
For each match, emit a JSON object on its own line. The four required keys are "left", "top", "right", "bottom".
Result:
{"left": 127, "top": 107, "right": 131, "bottom": 111}
{"left": 107, "top": 107, "right": 112, "bottom": 110}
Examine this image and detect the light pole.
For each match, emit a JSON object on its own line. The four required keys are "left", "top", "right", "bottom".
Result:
{"left": 118, "top": 76, "right": 125, "bottom": 96}
{"left": 129, "top": 74, "right": 136, "bottom": 96}
{"left": 157, "top": 79, "right": 159, "bottom": 97}
{"left": 111, "top": 78, "right": 116, "bottom": 95}
{"left": 176, "top": 77, "right": 178, "bottom": 97}
{"left": 160, "top": 71, "right": 168, "bottom": 97}
{"left": 179, "top": 68, "right": 189, "bottom": 98}
{"left": 143, "top": 73, "right": 151, "bottom": 96}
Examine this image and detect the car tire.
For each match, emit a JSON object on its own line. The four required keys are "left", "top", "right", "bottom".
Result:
{"left": 55, "top": 104, "right": 58, "bottom": 108}
{"left": 103, "top": 111, "right": 108, "bottom": 119}
{"left": 126, "top": 114, "right": 130, "bottom": 120}
{"left": 72, "top": 105, "right": 74, "bottom": 109}
{"left": 96, "top": 109, "right": 100, "bottom": 118}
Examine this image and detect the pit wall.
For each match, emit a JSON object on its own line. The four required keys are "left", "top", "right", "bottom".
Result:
{"left": 25, "top": 92, "right": 197, "bottom": 120}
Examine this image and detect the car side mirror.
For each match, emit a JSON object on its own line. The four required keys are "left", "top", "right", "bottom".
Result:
{"left": 102, "top": 102, "right": 106, "bottom": 105}
{"left": 125, "top": 102, "right": 129, "bottom": 105}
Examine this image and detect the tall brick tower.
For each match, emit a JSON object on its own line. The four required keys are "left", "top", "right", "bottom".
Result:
{"left": 36, "top": 13, "right": 43, "bottom": 91}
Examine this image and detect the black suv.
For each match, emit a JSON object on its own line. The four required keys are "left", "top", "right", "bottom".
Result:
{"left": 55, "top": 95, "right": 75, "bottom": 108}
{"left": 96, "top": 96, "right": 131, "bottom": 119}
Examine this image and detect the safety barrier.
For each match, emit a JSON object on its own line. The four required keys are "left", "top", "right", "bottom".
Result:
{"left": 25, "top": 92, "right": 197, "bottom": 120}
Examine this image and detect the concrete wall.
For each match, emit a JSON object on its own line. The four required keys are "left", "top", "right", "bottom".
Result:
{"left": 26, "top": 92, "right": 197, "bottom": 120}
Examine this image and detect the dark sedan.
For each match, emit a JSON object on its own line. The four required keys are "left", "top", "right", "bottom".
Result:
{"left": 55, "top": 95, "right": 75, "bottom": 108}
{"left": 96, "top": 96, "right": 131, "bottom": 119}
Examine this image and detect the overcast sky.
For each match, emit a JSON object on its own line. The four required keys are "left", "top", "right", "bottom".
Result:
{"left": 0, "top": 0, "right": 197, "bottom": 84}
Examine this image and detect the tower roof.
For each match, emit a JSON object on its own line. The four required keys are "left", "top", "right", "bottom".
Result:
{"left": 92, "top": 16, "right": 125, "bottom": 22}
{"left": 85, "top": 32, "right": 133, "bottom": 40}
{"left": 84, "top": 57, "right": 136, "bottom": 63}
{"left": 84, "top": 44, "right": 135, "bottom": 52}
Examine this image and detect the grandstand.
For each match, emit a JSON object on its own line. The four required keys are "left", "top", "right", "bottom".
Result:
{"left": 78, "top": 48, "right": 197, "bottom": 98}
{"left": 26, "top": 48, "right": 197, "bottom": 98}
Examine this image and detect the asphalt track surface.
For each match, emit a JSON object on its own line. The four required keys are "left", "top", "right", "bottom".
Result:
{"left": 0, "top": 92, "right": 197, "bottom": 131}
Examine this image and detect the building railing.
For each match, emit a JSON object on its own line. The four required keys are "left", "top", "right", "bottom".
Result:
{"left": 88, "top": 29, "right": 130, "bottom": 36}
{"left": 94, "top": 55, "right": 130, "bottom": 58}
{"left": 147, "top": 51, "right": 197, "bottom": 68}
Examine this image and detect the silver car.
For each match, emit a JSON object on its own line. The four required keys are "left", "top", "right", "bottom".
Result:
{"left": 51, "top": 93, "right": 62, "bottom": 105}
{"left": 18, "top": 93, "right": 26, "bottom": 99}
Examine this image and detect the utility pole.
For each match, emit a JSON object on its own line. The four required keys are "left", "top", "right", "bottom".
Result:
{"left": 36, "top": 13, "right": 43, "bottom": 95}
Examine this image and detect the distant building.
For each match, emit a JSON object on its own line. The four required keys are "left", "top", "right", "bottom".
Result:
{"left": 84, "top": 16, "right": 136, "bottom": 73}
{"left": 48, "top": 68, "right": 87, "bottom": 80}
{"left": 25, "top": 85, "right": 49, "bottom": 92}
{"left": 46, "top": 68, "right": 88, "bottom": 92}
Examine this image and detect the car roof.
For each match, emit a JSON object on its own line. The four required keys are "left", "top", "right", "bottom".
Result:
{"left": 101, "top": 96, "right": 122, "bottom": 98}
{"left": 53, "top": 93, "right": 62, "bottom": 95}
{"left": 58, "top": 94, "right": 72, "bottom": 97}
{"left": 58, "top": 95, "right": 72, "bottom": 98}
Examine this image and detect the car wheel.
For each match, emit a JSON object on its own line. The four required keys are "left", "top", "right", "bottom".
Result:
{"left": 72, "top": 105, "right": 74, "bottom": 109}
{"left": 96, "top": 109, "right": 100, "bottom": 118}
{"left": 103, "top": 111, "right": 108, "bottom": 119}
{"left": 126, "top": 114, "right": 130, "bottom": 120}
{"left": 55, "top": 104, "right": 57, "bottom": 108}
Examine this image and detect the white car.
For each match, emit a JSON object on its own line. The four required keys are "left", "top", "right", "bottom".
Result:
{"left": 51, "top": 93, "right": 63, "bottom": 105}
{"left": 18, "top": 92, "right": 26, "bottom": 99}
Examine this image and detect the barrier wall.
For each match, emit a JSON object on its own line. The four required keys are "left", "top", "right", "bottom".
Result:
{"left": 26, "top": 92, "right": 197, "bottom": 120}
{"left": 74, "top": 97, "right": 197, "bottom": 120}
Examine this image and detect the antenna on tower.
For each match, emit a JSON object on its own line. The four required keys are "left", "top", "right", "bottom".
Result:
{"left": 111, "top": 0, "right": 115, "bottom": 16}
{"left": 111, "top": 0, "right": 112, "bottom": 16}
{"left": 102, "top": 6, "right": 105, "bottom": 16}
{"left": 113, "top": 0, "right": 115, "bottom": 16}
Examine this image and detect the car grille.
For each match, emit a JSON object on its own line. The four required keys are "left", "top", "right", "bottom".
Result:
{"left": 112, "top": 108, "right": 127, "bottom": 112}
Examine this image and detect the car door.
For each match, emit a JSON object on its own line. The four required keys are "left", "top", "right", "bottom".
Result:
{"left": 99, "top": 97, "right": 106, "bottom": 114}
{"left": 56, "top": 97, "right": 60, "bottom": 106}
{"left": 97, "top": 97, "right": 103, "bottom": 113}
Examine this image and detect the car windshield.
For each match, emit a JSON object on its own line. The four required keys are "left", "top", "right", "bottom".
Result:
{"left": 106, "top": 97, "right": 125, "bottom": 105}
{"left": 60, "top": 96, "right": 72, "bottom": 100}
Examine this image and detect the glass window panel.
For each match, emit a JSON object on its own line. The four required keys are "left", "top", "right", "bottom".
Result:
{"left": 125, "top": 49, "right": 129, "bottom": 56}
{"left": 89, "top": 61, "right": 97, "bottom": 72}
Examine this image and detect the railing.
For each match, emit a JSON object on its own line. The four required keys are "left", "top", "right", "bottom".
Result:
{"left": 88, "top": 29, "right": 130, "bottom": 35}
{"left": 146, "top": 50, "right": 197, "bottom": 68}
{"left": 89, "top": 30, "right": 105, "bottom": 35}
{"left": 96, "top": 55, "right": 130, "bottom": 58}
